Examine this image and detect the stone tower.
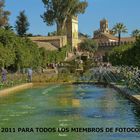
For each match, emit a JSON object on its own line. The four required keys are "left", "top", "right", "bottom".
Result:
{"left": 100, "top": 19, "right": 109, "bottom": 34}
{"left": 66, "top": 16, "right": 79, "bottom": 49}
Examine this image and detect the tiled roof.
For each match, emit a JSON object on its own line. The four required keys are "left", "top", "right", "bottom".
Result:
{"left": 101, "top": 33, "right": 117, "bottom": 40}
{"left": 34, "top": 41, "right": 58, "bottom": 51}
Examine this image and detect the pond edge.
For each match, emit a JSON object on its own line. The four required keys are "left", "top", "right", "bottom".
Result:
{"left": 0, "top": 83, "right": 33, "bottom": 97}
{"left": 1, "top": 81, "right": 140, "bottom": 106}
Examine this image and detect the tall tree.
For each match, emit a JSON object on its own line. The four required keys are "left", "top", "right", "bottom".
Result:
{"left": 0, "top": 0, "right": 10, "bottom": 28}
{"left": 41, "top": 0, "right": 88, "bottom": 35}
{"left": 112, "top": 23, "right": 127, "bottom": 46}
{"left": 131, "top": 29, "right": 140, "bottom": 38}
{"left": 15, "top": 10, "right": 30, "bottom": 36}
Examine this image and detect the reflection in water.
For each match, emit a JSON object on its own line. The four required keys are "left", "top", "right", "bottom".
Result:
{"left": 72, "top": 99, "right": 80, "bottom": 108}
{"left": 58, "top": 97, "right": 80, "bottom": 108}
{"left": 0, "top": 84, "right": 140, "bottom": 140}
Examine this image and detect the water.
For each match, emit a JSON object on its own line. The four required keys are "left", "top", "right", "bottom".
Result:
{"left": 0, "top": 84, "right": 140, "bottom": 140}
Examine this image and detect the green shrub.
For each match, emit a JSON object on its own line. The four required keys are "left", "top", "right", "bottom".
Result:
{"left": 0, "top": 29, "right": 42, "bottom": 70}
{"left": 109, "top": 38, "right": 140, "bottom": 67}
{"left": 79, "top": 39, "right": 98, "bottom": 52}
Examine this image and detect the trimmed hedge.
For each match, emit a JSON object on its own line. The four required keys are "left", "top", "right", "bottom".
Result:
{"left": 109, "top": 37, "right": 140, "bottom": 67}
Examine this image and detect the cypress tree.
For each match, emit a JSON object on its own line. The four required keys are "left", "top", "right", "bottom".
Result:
{"left": 15, "top": 10, "right": 30, "bottom": 36}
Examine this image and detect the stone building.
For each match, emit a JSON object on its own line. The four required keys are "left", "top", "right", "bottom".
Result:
{"left": 93, "top": 19, "right": 135, "bottom": 46}
{"left": 100, "top": 19, "right": 110, "bottom": 34}
{"left": 29, "top": 36, "right": 67, "bottom": 51}
{"left": 93, "top": 19, "right": 135, "bottom": 56}
{"left": 66, "top": 16, "right": 79, "bottom": 49}
{"left": 30, "top": 17, "right": 79, "bottom": 51}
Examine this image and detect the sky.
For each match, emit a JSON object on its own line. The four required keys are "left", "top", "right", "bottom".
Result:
{"left": 5, "top": 0, "right": 140, "bottom": 37}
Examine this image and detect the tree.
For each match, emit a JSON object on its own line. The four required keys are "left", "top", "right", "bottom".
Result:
{"left": 4, "top": 24, "right": 13, "bottom": 31}
{"left": 109, "top": 37, "right": 140, "bottom": 67}
{"left": 79, "top": 32, "right": 90, "bottom": 38}
{"left": 112, "top": 23, "right": 127, "bottom": 46}
{"left": 48, "top": 31, "right": 57, "bottom": 36}
{"left": 0, "top": 29, "right": 16, "bottom": 67}
{"left": 0, "top": 0, "right": 10, "bottom": 28}
{"left": 15, "top": 10, "right": 30, "bottom": 36}
{"left": 0, "top": 43, "right": 15, "bottom": 67}
{"left": 79, "top": 39, "right": 98, "bottom": 52}
{"left": 41, "top": 0, "right": 88, "bottom": 35}
{"left": 109, "top": 44, "right": 133, "bottom": 66}
{"left": 0, "top": 29, "right": 42, "bottom": 70}
{"left": 131, "top": 29, "right": 140, "bottom": 38}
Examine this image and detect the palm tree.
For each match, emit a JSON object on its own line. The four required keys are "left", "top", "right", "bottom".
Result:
{"left": 131, "top": 29, "right": 140, "bottom": 38}
{"left": 112, "top": 23, "right": 127, "bottom": 46}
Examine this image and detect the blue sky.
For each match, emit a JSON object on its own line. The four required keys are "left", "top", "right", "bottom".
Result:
{"left": 5, "top": 0, "right": 140, "bottom": 37}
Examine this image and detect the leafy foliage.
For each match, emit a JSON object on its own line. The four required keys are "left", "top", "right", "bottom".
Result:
{"left": 131, "top": 29, "right": 140, "bottom": 38}
{"left": 15, "top": 10, "right": 30, "bottom": 36}
{"left": 40, "top": 45, "right": 71, "bottom": 67}
{"left": 79, "top": 39, "right": 98, "bottom": 52}
{"left": 109, "top": 37, "right": 140, "bottom": 67}
{"left": 0, "top": 28, "right": 71, "bottom": 71}
{"left": 4, "top": 24, "right": 13, "bottom": 31}
{"left": 41, "top": 0, "right": 88, "bottom": 35}
{"left": 112, "top": 23, "right": 127, "bottom": 46}
{"left": 0, "top": 43, "right": 15, "bottom": 67}
{"left": 0, "top": 29, "right": 41, "bottom": 70}
{"left": 0, "top": 0, "right": 10, "bottom": 28}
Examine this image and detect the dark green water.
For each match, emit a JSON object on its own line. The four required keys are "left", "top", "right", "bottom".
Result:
{"left": 0, "top": 84, "right": 140, "bottom": 140}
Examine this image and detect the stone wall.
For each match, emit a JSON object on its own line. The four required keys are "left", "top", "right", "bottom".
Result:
{"left": 29, "top": 17, "right": 79, "bottom": 50}
{"left": 66, "top": 17, "right": 79, "bottom": 49}
{"left": 29, "top": 36, "right": 67, "bottom": 49}
{"left": 95, "top": 40, "right": 134, "bottom": 57}
{"left": 98, "top": 41, "right": 134, "bottom": 47}
{"left": 0, "top": 83, "right": 33, "bottom": 97}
